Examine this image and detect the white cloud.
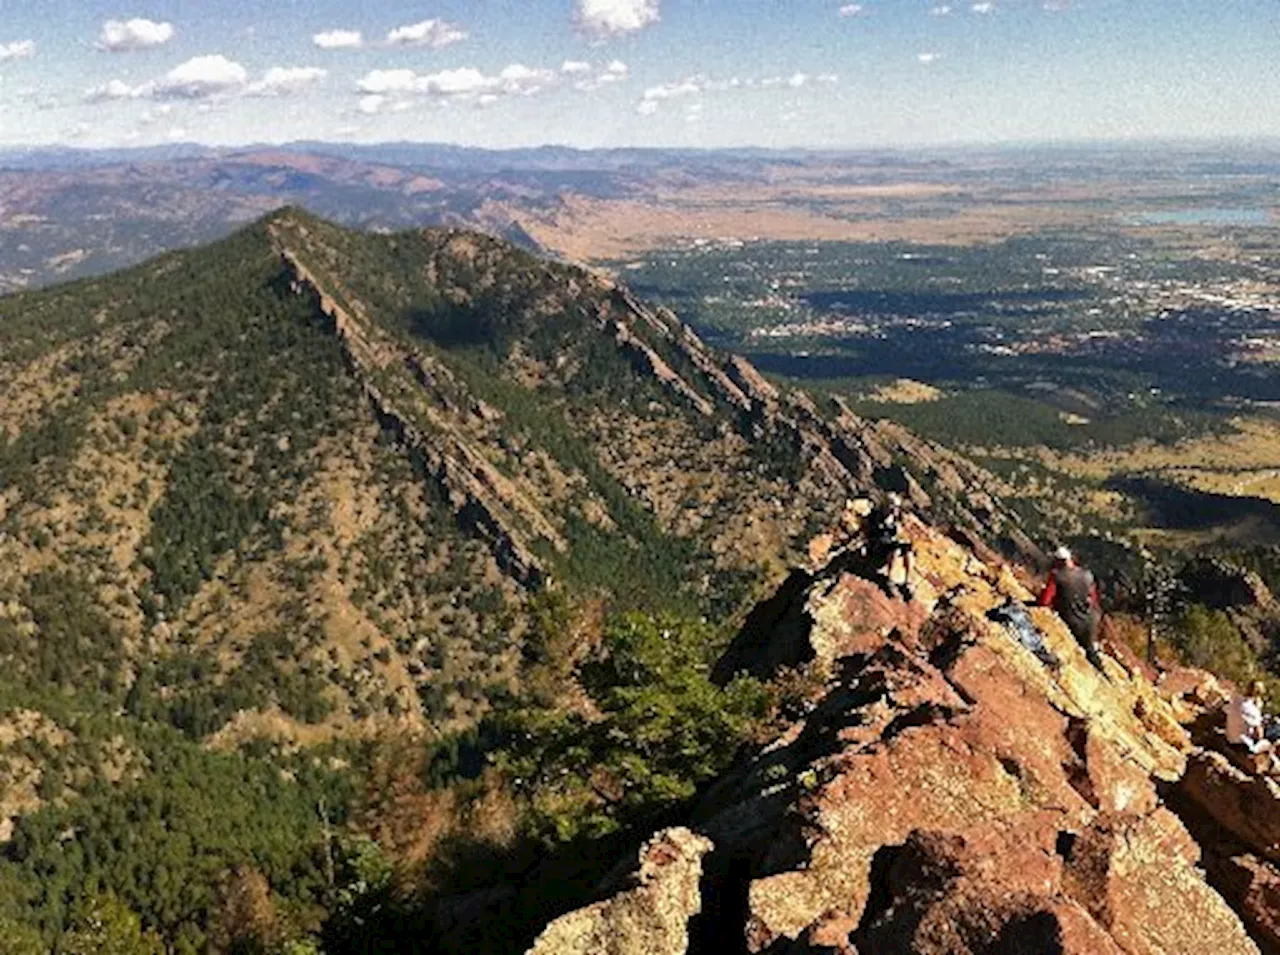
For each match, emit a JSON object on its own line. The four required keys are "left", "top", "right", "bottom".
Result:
{"left": 356, "top": 64, "right": 558, "bottom": 103}
{"left": 599, "top": 60, "right": 629, "bottom": 85}
{"left": 355, "top": 94, "right": 414, "bottom": 115}
{"left": 248, "top": 66, "right": 328, "bottom": 96}
{"left": 138, "top": 103, "right": 174, "bottom": 124}
{"left": 497, "top": 64, "right": 556, "bottom": 96}
{"left": 931, "top": 5, "right": 954, "bottom": 15}
{"left": 576, "top": 0, "right": 660, "bottom": 38}
{"left": 639, "top": 69, "right": 839, "bottom": 112}
{"left": 642, "top": 76, "right": 706, "bottom": 102}
{"left": 386, "top": 19, "right": 467, "bottom": 48}
{"left": 97, "top": 18, "right": 174, "bottom": 52}
{"left": 89, "top": 54, "right": 250, "bottom": 102}
{"left": 838, "top": 4, "right": 864, "bottom": 16}
{"left": 420, "top": 67, "right": 493, "bottom": 95}
{"left": 971, "top": 2, "right": 995, "bottom": 13}
{"left": 154, "top": 54, "right": 248, "bottom": 98}
{"left": 313, "top": 29, "right": 363, "bottom": 50}
{"left": 357, "top": 69, "right": 419, "bottom": 94}
{"left": 568, "top": 59, "right": 630, "bottom": 91}
{"left": 85, "top": 78, "right": 146, "bottom": 102}
{"left": 917, "top": 52, "right": 941, "bottom": 64}
{"left": 0, "top": 40, "right": 35, "bottom": 62}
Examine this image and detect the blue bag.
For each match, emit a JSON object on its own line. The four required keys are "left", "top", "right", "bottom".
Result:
{"left": 988, "top": 600, "right": 1060, "bottom": 669}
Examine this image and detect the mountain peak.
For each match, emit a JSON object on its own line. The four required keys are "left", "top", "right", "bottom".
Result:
{"left": 2, "top": 209, "right": 1017, "bottom": 745}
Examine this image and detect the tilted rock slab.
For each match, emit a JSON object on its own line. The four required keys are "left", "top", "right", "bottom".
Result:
{"left": 1180, "top": 750, "right": 1280, "bottom": 864}
{"left": 526, "top": 827, "right": 713, "bottom": 955}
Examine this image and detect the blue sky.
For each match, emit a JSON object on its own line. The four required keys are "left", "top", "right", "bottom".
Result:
{"left": 0, "top": 0, "right": 1278, "bottom": 149}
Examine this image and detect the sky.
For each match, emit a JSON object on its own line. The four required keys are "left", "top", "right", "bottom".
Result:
{"left": 0, "top": 0, "right": 1278, "bottom": 150}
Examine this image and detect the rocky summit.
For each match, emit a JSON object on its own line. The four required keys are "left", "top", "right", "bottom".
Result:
{"left": 529, "top": 512, "right": 1272, "bottom": 954}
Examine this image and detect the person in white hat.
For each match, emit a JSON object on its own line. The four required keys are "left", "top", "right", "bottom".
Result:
{"left": 1038, "top": 546, "right": 1104, "bottom": 669}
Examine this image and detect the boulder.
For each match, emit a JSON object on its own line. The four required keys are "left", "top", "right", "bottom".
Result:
{"left": 1215, "top": 854, "right": 1280, "bottom": 955}
{"left": 525, "top": 828, "right": 713, "bottom": 955}
{"left": 1179, "top": 750, "right": 1280, "bottom": 864}
{"left": 1061, "top": 808, "right": 1259, "bottom": 954}
{"left": 852, "top": 829, "right": 1124, "bottom": 955}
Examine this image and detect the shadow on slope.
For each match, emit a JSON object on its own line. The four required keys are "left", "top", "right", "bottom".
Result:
{"left": 1110, "top": 476, "right": 1280, "bottom": 540}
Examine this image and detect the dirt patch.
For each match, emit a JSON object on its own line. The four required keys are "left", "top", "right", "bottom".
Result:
{"left": 864, "top": 379, "right": 944, "bottom": 405}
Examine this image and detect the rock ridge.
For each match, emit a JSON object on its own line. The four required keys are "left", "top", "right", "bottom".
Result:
{"left": 528, "top": 516, "right": 1262, "bottom": 954}
{"left": 276, "top": 238, "right": 550, "bottom": 587}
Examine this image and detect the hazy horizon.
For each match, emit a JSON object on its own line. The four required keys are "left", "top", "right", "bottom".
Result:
{"left": 5, "top": 133, "right": 1280, "bottom": 160}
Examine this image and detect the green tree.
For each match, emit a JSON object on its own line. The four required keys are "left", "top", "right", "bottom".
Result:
{"left": 503, "top": 611, "right": 768, "bottom": 842}
{"left": 1172, "top": 604, "right": 1266, "bottom": 692}
{"left": 0, "top": 917, "right": 45, "bottom": 955}
{"left": 58, "top": 895, "right": 164, "bottom": 955}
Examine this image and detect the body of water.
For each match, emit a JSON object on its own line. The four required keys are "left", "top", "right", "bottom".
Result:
{"left": 1130, "top": 207, "right": 1272, "bottom": 227}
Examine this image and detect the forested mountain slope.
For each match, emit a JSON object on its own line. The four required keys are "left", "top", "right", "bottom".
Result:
{"left": 0, "top": 208, "right": 1022, "bottom": 745}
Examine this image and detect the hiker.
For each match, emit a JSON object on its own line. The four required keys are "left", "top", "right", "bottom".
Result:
{"left": 1226, "top": 681, "right": 1271, "bottom": 755}
{"left": 869, "top": 492, "right": 914, "bottom": 601}
{"left": 1038, "top": 546, "right": 1104, "bottom": 670}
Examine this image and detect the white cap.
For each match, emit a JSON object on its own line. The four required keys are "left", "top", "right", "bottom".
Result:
{"left": 1054, "top": 546, "right": 1073, "bottom": 562}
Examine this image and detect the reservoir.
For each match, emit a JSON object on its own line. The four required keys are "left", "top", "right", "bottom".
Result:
{"left": 1129, "top": 208, "right": 1272, "bottom": 227}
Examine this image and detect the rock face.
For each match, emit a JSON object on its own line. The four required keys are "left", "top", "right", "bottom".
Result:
{"left": 527, "top": 828, "right": 713, "bottom": 955}
{"left": 1180, "top": 751, "right": 1280, "bottom": 862}
{"left": 277, "top": 240, "right": 554, "bottom": 586}
{"left": 531, "top": 519, "right": 1263, "bottom": 954}
{"left": 1174, "top": 737, "right": 1280, "bottom": 953}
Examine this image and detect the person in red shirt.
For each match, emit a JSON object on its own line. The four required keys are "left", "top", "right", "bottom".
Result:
{"left": 1038, "top": 546, "right": 1104, "bottom": 670}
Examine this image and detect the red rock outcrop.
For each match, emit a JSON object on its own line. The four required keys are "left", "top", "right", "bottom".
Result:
{"left": 1216, "top": 854, "right": 1280, "bottom": 954}
{"left": 526, "top": 827, "right": 713, "bottom": 955}
{"left": 531, "top": 520, "right": 1262, "bottom": 954}
{"left": 1173, "top": 743, "right": 1280, "bottom": 954}
{"left": 1180, "top": 751, "right": 1280, "bottom": 862}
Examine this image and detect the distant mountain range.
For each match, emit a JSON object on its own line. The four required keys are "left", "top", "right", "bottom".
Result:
{"left": 6, "top": 138, "right": 1280, "bottom": 296}
{"left": 0, "top": 141, "right": 982, "bottom": 293}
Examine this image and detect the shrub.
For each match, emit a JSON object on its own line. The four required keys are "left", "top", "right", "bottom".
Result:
{"left": 1170, "top": 604, "right": 1267, "bottom": 692}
